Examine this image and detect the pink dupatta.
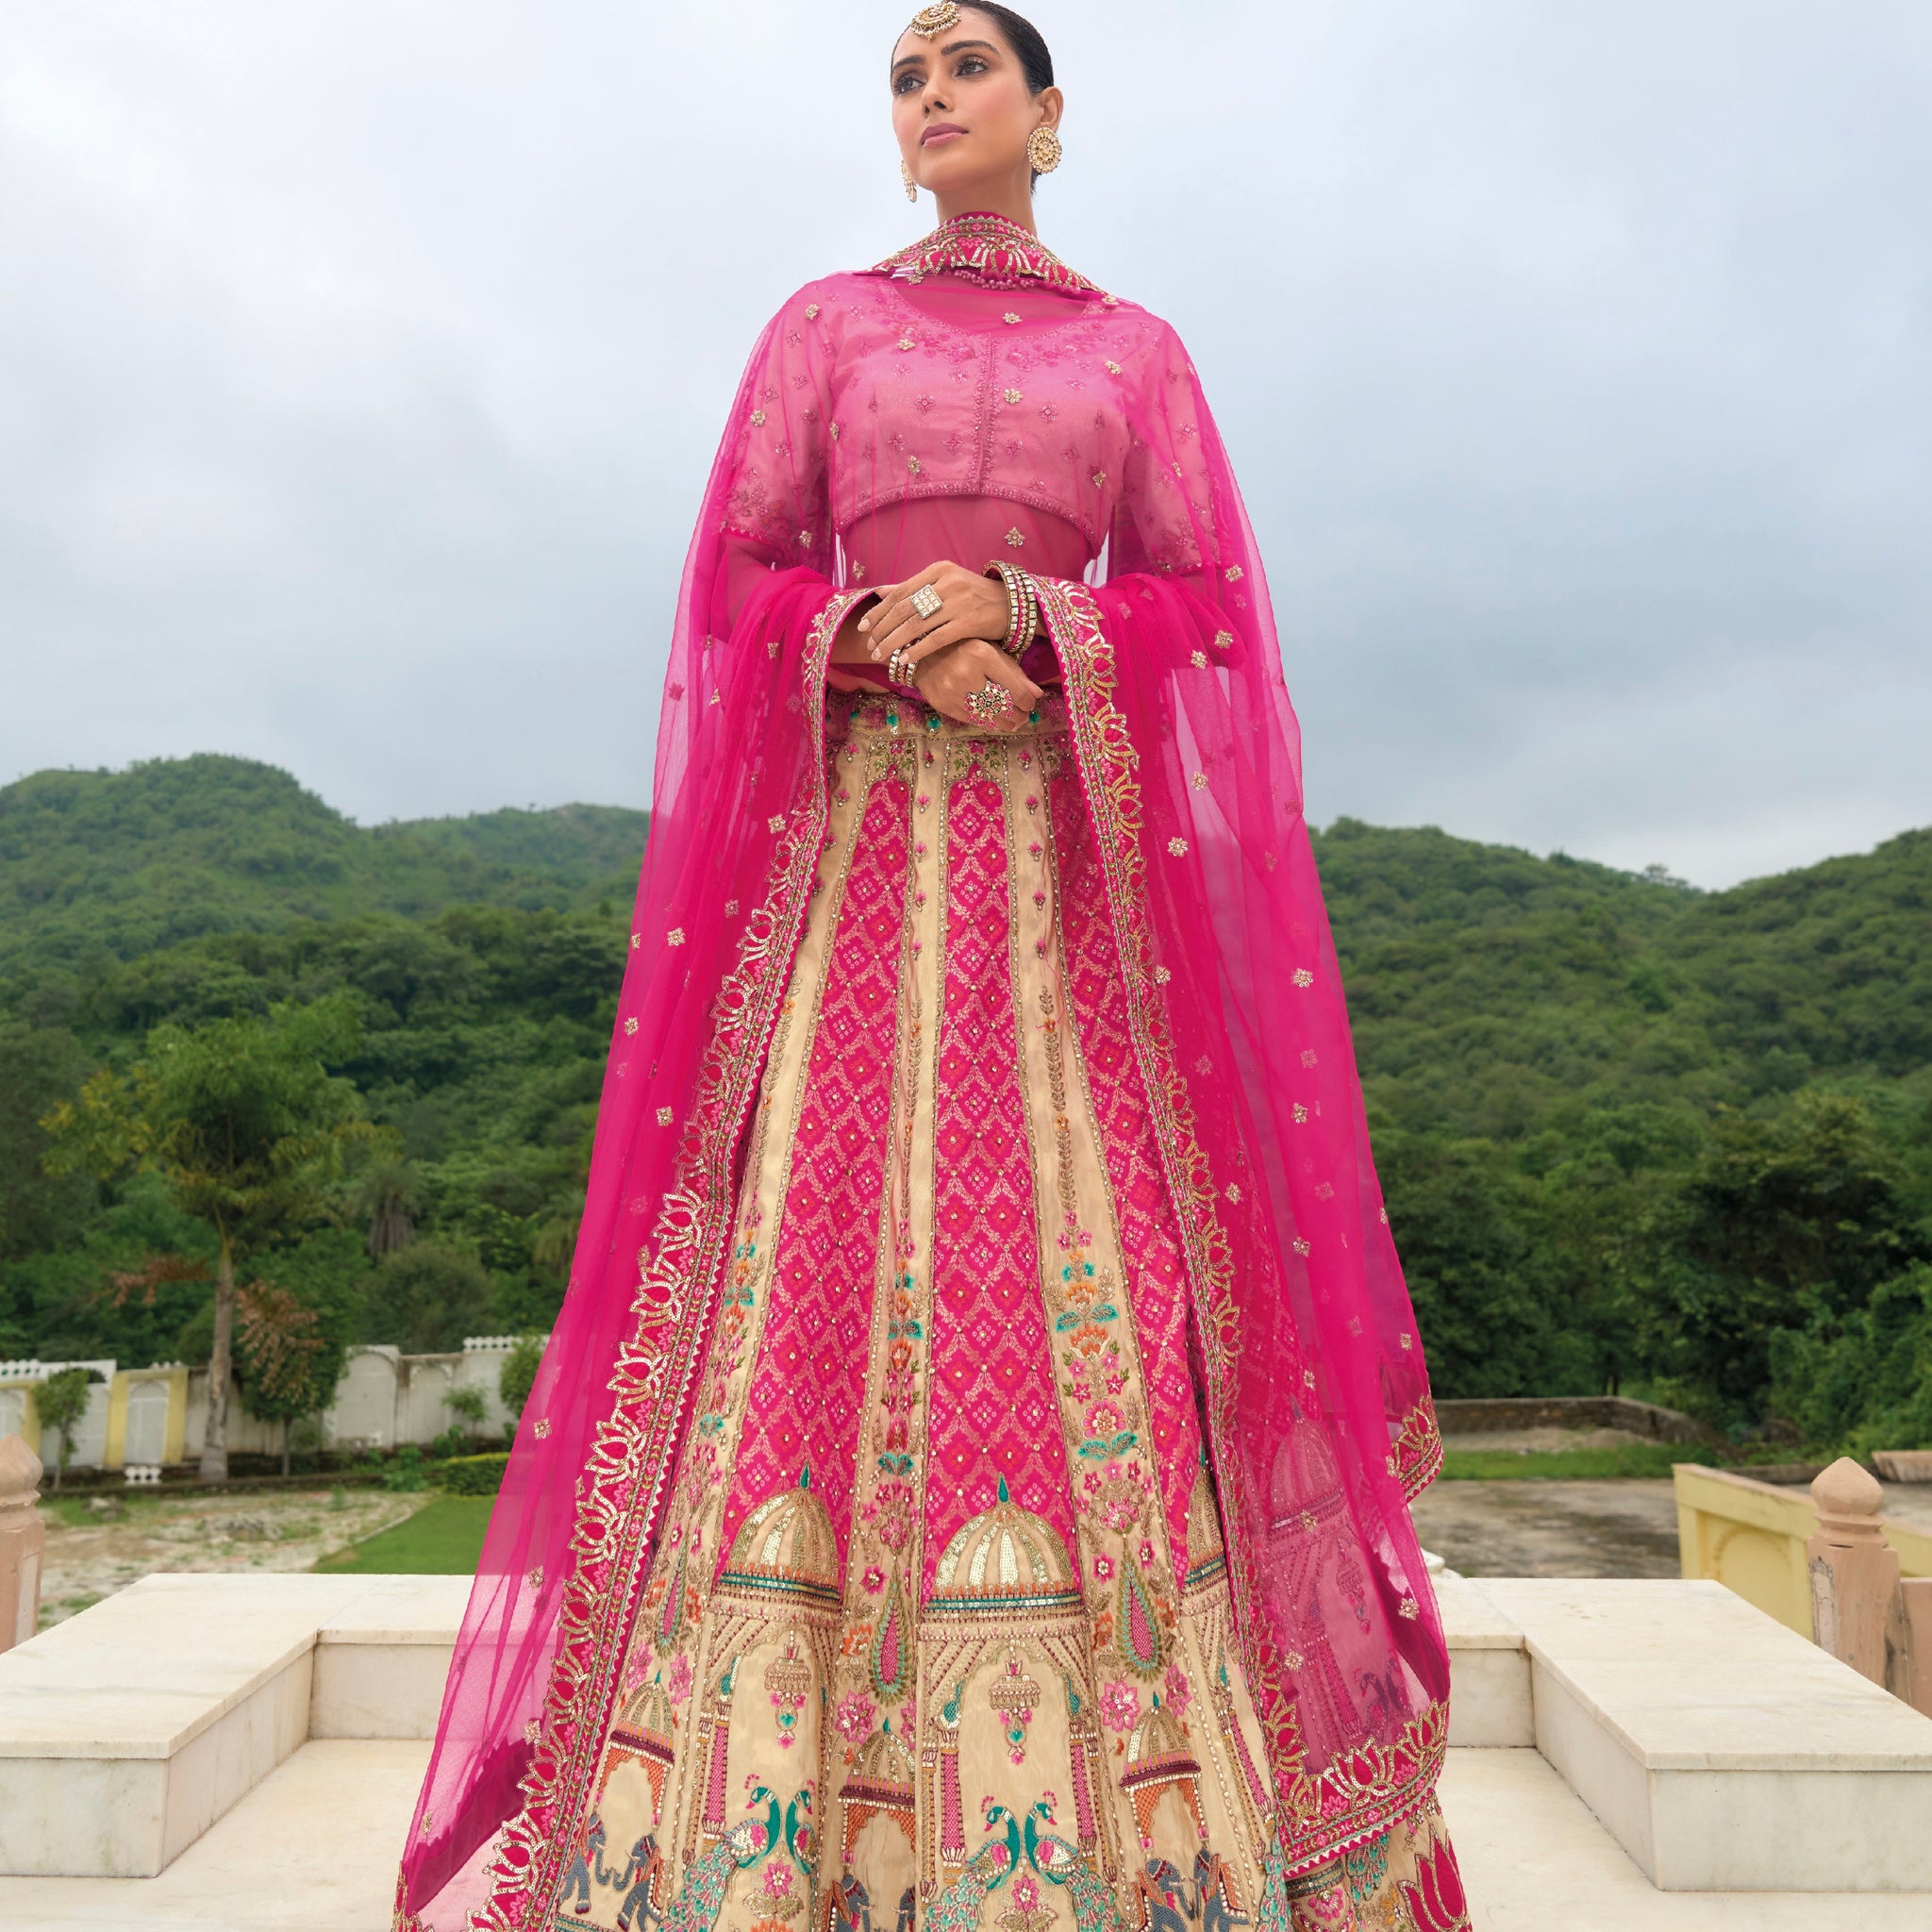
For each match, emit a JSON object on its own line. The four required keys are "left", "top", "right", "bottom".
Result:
{"left": 395, "top": 234, "right": 1447, "bottom": 1930}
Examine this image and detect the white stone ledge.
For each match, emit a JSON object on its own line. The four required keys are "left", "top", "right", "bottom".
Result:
{"left": 0, "top": 1573, "right": 469, "bottom": 1877}
{"left": 1439, "top": 1568, "right": 1535, "bottom": 1748}
{"left": 1478, "top": 1577, "right": 1932, "bottom": 1891}
{"left": 8, "top": 1568, "right": 1932, "bottom": 1897}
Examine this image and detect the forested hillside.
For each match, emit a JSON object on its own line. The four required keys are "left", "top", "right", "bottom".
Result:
{"left": 4, "top": 759, "right": 1929, "bottom": 1453}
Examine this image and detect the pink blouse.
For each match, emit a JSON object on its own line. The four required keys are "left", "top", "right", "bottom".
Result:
{"left": 710, "top": 267, "right": 1225, "bottom": 652}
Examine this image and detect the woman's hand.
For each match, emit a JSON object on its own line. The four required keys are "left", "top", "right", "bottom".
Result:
{"left": 908, "top": 636, "right": 1043, "bottom": 731}
{"left": 858, "top": 560, "right": 1040, "bottom": 731}
{"left": 859, "top": 561, "right": 1012, "bottom": 668}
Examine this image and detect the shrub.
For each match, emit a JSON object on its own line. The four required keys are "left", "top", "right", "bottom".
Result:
{"left": 498, "top": 1333, "right": 545, "bottom": 1422}
{"left": 433, "top": 1452, "right": 508, "bottom": 1496}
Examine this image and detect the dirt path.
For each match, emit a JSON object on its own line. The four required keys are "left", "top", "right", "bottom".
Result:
{"left": 36, "top": 1486, "right": 433, "bottom": 1625}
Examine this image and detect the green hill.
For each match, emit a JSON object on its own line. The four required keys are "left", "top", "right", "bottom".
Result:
{"left": 3, "top": 758, "right": 1928, "bottom": 1451}
{"left": 0, "top": 755, "right": 647, "bottom": 980}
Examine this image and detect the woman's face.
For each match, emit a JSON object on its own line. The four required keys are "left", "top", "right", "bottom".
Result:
{"left": 891, "top": 10, "right": 1058, "bottom": 202}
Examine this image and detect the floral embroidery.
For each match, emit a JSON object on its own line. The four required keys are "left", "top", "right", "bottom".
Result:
{"left": 1099, "top": 1677, "right": 1141, "bottom": 1732}
{"left": 872, "top": 211, "right": 1110, "bottom": 298}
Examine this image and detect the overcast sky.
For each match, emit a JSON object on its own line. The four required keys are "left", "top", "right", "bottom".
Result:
{"left": 4, "top": 1, "right": 1927, "bottom": 888}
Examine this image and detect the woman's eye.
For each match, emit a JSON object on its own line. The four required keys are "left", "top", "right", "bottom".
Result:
{"left": 955, "top": 57, "right": 989, "bottom": 76}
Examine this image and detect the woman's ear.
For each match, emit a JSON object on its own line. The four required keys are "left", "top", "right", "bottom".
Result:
{"left": 1039, "top": 85, "right": 1065, "bottom": 134}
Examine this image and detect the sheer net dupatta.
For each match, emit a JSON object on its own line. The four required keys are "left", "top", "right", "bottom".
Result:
{"left": 1034, "top": 322, "right": 1450, "bottom": 1881}
{"left": 394, "top": 293, "right": 859, "bottom": 1931}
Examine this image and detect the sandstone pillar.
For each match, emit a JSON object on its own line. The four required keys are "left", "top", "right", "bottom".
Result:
{"left": 1807, "top": 1456, "right": 1907, "bottom": 1693}
{"left": 0, "top": 1432, "right": 45, "bottom": 1654}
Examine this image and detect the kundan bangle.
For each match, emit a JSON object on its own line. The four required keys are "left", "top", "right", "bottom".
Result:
{"left": 984, "top": 560, "right": 1039, "bottom": 659}
{"left": 1013, "top": 568, "right": 1041, "bottom": 655}
{"left": 886, "top": 644, "right": 921, "bottom": 693}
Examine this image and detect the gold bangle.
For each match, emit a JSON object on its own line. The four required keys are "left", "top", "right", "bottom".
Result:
{"left": 983, "top": 560, "right": 1026, "bottom": 658}
{"left": 1013, "top": 569, "right": 1041, "bottom": 655}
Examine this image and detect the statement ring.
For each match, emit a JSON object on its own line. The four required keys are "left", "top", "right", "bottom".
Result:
{"left": 967, "top": 680, "right": 1014, "bottom": 722}
{"left": 908, "top": 584, "right": 944, "bottom": 622}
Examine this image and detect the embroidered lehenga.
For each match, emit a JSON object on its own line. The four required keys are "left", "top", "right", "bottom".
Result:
{"left": 395, "top": 215, "right": 1466, "bottom": 1932}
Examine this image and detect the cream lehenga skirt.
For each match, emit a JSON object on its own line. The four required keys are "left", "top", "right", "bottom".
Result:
{"left": 549, "top": 695, "right": 1464, "bottom": 1932}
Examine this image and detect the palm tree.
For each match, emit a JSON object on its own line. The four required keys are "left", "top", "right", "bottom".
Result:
{"left": 43, "top": 997, "right": 369, "bottom": 1482}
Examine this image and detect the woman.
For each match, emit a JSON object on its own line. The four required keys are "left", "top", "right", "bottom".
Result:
{"left": 395, "top": 9, "right": 1465, "bottom": 1931}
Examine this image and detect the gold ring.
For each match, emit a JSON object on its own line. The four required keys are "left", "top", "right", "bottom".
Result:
{"left": 909, "top": 584, "right": 944, "bottom": 621}
{"left": 966, "top": 681, "right": 1014, "bottom": 721}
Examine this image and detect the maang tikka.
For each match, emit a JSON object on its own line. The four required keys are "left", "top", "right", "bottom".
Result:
{"left": 908, "top": 3, "right": 961, "bottom": 33}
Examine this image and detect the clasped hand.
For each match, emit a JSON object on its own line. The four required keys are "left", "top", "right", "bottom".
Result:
{"left": 835, "top": 560, "right": 1042, "bottom": 733}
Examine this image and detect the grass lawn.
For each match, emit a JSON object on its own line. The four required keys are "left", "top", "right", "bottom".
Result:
{"left": 315, "top": 1496, "right": 492, "bottom": 1574}
{"left": 1439, "top": 1443, "right": 1722, "bottom": 1481}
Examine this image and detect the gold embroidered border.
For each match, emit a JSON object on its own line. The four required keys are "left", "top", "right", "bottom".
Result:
{"left": 437, "top": 589, "right": 872, "bottom": 1932}
{"left": 1391, "top": 1392, "right": 1444, "bottom": 1504}
{"left": 1033, "top": 575, "right": 1447, "bottom": 1875}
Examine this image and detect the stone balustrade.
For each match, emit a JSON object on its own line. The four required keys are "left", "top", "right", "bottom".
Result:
{"left": 0, "top": 1436, "right": 43, "bottom": 1655}
{"left": 1674, "top": 1460, "right": 1932, "bottom": 1635}
{"left": 1807, "top": 1456, "right": 1932, "bottom": 1716}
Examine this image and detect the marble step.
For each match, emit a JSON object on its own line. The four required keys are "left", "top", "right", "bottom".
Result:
{"left": 1474, "top": 1575, "right": 1932, "bottom": 1891}
{"left": 0, "top": 1572, "right": 468, "bottom": 1878}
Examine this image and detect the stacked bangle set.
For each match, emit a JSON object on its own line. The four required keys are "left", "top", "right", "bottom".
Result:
{"left": 883, "top": 562, "right": 1041, "bottom": 697}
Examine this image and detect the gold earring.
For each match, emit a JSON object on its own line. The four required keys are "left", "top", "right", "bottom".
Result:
{"left": 1027, "top": 125, "right": 1062, "bottom": 175}
{"left": 902, "top": 158, "right": 918, "bottom": 203}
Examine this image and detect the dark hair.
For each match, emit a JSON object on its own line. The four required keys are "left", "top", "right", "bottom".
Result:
{"left": 965, "top": 3, "right": 1054, "bottom": 95}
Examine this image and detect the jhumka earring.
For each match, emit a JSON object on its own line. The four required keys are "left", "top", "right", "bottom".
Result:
{"left": 902, "top": 159, "right": 919, "bottom": 203}
{"left": 1026, "top": 125, "right": 1063, "bottom": 175}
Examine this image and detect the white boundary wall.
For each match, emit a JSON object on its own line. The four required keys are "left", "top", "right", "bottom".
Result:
{"left": 1, "top": 1340, "right": 544, "bottom": 1471}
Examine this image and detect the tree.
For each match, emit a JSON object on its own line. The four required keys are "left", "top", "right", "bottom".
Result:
{"left": 1649, "top": 1091, "right": 1931, "bottom": 1421}
{"left": 0, "top": 1022, "right": 95, "bottom": 1262}
{"left": 442, "top": 1383, "right": 488, "bottom": 1450}
{"left": 234, "top": 1279, "right": 348, "bottom": 1477}
{"left": 499, "top": 1334, "right": 545, "bottom": 1424}
{"left": 42, "top": 997, "right": 367, "bottom": 1482}
{"left": 363, "top": 1242, "right": 496, "bottom": 1356}
{"left": 356, "top": 1160, "right": 423, "bottom": 1259}
{"left": 34, "top": 1366, "right": 95, "bottom": 1489}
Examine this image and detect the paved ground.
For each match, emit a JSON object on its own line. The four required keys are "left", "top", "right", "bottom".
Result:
{"left": 1413, "top": 1465, "right": 1932, "bottom": 1577}
{"left": 1411, "top": 1479, "right": 1684, "bottom": 1576}
{"left": 35, "top": 1486, "right": 431, "bottom": 1625}
{"left": 29, "top": 1462, "right": 1932, "bottom": 1619}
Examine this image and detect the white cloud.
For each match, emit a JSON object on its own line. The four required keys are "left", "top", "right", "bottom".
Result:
{"left": 2, "top": 0, "right": 1927, "bottom": 886}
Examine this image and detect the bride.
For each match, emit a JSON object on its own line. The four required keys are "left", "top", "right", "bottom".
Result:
{"left": 395, "top": 8, "right": 1466, "bottom": 1930}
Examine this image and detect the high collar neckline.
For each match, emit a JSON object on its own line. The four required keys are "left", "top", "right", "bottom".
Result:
{"left": 871, "top": 210, "right": 1112, "bottom": 302}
